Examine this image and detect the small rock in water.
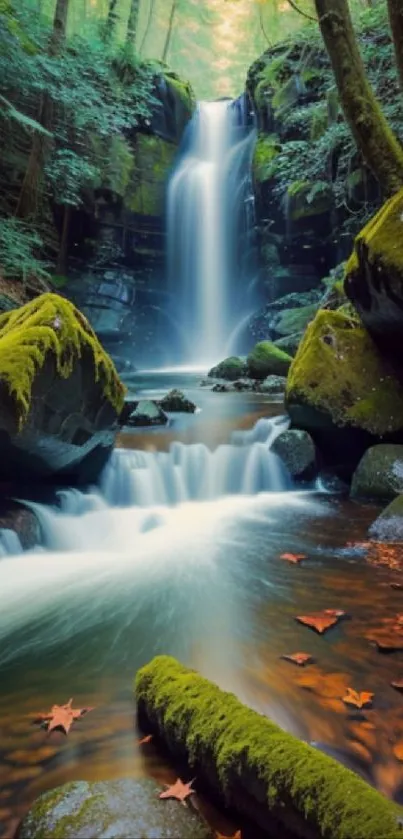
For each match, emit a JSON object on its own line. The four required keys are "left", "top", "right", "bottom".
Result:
{"left": 126, "top": 400, "right": 168, "bottom": 427}
{"left": 19, "top": 778, "right": 214, "bottom": 839}
{"left": 254, "top": 375, "right": 287, "bottom": 394}
{"left": 272, "top": 429, "right": 317, "bottom": 480}
{"left": 159, "top": 388, "right": 197, "bottom": 413}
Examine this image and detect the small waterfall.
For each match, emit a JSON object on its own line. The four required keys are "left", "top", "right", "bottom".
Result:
{"left": 167, "top": 100, "right": 257, "bottom": 364}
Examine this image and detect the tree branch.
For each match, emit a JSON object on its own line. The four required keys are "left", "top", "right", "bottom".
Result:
{"left": 286, "top": 0, "right": 318, "bottom": 23}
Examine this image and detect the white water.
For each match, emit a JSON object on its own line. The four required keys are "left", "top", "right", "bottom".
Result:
{"left": 167, "top": 100, "right": 256, "bottom": 363}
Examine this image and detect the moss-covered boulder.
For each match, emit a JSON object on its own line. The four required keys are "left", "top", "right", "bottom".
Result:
{"left": 19, "top": 778, "right": 214, "bottom": 839}
{"left": 286, "top": 309, "right": 403, "bottom": 475}
{"left": 273, "top": 333, "right": 302, "bottom": 356}
{"left": 207, "top": 356, "right": 247, "bottom": 381}
{"left": 345, "top": 188, "right": 403, "bottom": 362}
{"left": 159, "top": 388, "right": 197, "bottom": 413}
{"left": 135, "top": 655, "right": 403, "bottom": 839}
{"left": 247, "top": 341, "right": 292, "bottom": 379}
{"left": 369, "top": 494, "right": 403, "bottom": 542}
{"left": 270, "top": 303, "right": 318, "bottom": 338}
{"left": 351, "top": 445, "right": 403, "bottom": 500}
{"left": 0, "top": 293, "right": 124, "bottom": 484}
{"left": 272, "top": 429, "right": 317, "bottom": 479}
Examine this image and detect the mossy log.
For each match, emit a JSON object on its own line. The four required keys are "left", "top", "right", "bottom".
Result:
{"left": 135, "top": 656, "right": 403, "bottom": 839}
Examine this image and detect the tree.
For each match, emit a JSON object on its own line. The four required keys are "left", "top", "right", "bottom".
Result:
{"left": 162, "top": 0, "right": 177, "bottom": 63}
{"left": 126, "top": 0, "right": 140, "bottom": 48}
{"left": 105, "top": 0, "right": 119, "bottom": 41}
{"left": 387, "top": 0, "right": 403, "bottom": 94}
{"left": 139, "top": 0, "right": 155, "bottom": 55}
{"left": 313, "top": 0, "right": 403, "bottom": 196}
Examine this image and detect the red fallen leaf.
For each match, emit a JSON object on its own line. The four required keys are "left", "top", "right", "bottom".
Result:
{"left": 138, "top": 734, "right": 153, "bottom": 745}
{"left": 296, "top": 609, "right": 345, "bottom": 635}
{"left": 394, "top": 742, "right": 403, "bottom": 762}
{"left": 391, "top": 679, "right": 403, "bottom": 692}
{"left": 342, "top": 688, "right": 374, "bottom": 709}
{"left": 159, "top": 778, "right": 195, "bottom": 805}
{"left": 216, "top": 832, "right": 241, "bottom": 839}
{"left": 33, "top": 698, "right": 94, "bottom": 735}
{"left": 281, "top": 652, "right": 313, "bottom": 667}
{"left": 280, "top": 552, "right": 306, "bottom": 564}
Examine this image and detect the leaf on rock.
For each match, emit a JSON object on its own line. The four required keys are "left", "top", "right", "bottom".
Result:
{"left": 138, "top": 734, "right": 153, "bottom": 745}
{"left": 159, "top": 778, "right": 195, "bottom": 805}
{"left": 33, "top": 698, "right": 94, "bottom": 735}
{"left": 281, "top": 652, "right": 313, "bottom": 667}
{"left": 296, "top": 609, "right": 345, "bottom": 634}
{"left": 280, "top": 552, "right": 306, "bottom": 564}
{"left": 342, "top": 688, "right": 374, "bottom": 709}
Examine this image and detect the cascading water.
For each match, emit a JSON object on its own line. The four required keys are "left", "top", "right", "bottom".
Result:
{"left": 167, "top": 99, "right": 257, "bottom": 363}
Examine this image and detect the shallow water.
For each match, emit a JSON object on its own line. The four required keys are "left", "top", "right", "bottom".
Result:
{"left": 1, "top": 379, "right": 403, "bottom": 837}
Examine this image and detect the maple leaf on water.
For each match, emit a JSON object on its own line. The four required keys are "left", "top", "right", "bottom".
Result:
{"left": 138, "top": 734, "right": 153, "bottom": 745}
{"left": 280, "top": 552, "right": 306, "bottom": 564}
{"left": 281, "top": 652, "right": 313, "bottom": 667}
{"left": 296, "top": 609, "right": 345, "bottom": 635}
{"left": 342, "top": 688, "right": 374, "bottom": 710}
{"left": 34, "top": 698, "right": 94, "bottom": 735}
{"left": 159, "top": 778, "right": 195, "bottom": 806}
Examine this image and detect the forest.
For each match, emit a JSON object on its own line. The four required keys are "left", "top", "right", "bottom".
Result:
{"left": 2, "top": 1, "right": 403, "bottom": 839}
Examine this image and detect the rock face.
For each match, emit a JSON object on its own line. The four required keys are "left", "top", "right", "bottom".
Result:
{"left": 247, "top": 341, "right": 292, "bottom": 379}
{"left": 135, "top": 656, "right": 403, "bottom": 839}
{"left": 272, "top": 429, "right": 316, "bottom": 480}
{"left": 345, "top": 188, "right": 403, "bottom": 363}
{"left": 159, "top": 388, "right": 197, "bottom": 413}
{"left": 369, "top": 495, "right": 403, "bottom": 541}
{"left": 207, "top": 356, "right": 247, "bottom": 381}
{"left": 19, "top": 778, "right": 214, "bottom": 839}
{"left": 0, "top": 293, "right": 124, "bottom": 485}
{"left": 351, "top": 445, "right": 403, "bottom": 500}
{"left": 285, "top": 309, "right": 403, "bottom": 475}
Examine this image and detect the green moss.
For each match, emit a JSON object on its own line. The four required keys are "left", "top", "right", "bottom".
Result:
{"left": 347, "top": 187, "right": 403, "bottom": 275}
{"left": 286, "top": 309, "right": 403, "bottom": 435}
{"left": 286, "top": 180, "right": 333, "bottom": 221}
{"left": 125, "top": 134, "right": 177, "bottom": 216}
{"left": 247, "top": 341, "right": 292, "bottom": 379}
{"left": 274, "top": 304, "right": 317, "bottom": 337}
{"left": 252, "top": 133, "right": 281, "bottom": 184}
{"left": 135, "top": 656, "right": 403, "bottom": 839}
{"left": 208, "top": 356, "right": 247, "bottom": 381}
{"left": 0, "top": 293, "right": 125, "bottom": 428}
{"left": 163, "top": 71, "right": 196, "bottom": 114}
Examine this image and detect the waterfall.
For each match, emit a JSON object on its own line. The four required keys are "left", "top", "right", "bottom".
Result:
{"left": 167, "top": 100, "right": 257, "bottom": 364}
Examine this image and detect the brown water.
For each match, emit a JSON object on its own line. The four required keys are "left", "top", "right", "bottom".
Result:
{"left": 1, "top": 378, "right": 403, "bottom": 837}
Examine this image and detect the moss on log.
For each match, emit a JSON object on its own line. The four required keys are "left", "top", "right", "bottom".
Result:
{"left": 135, "top": 655, "right": 403, "bottom": 839}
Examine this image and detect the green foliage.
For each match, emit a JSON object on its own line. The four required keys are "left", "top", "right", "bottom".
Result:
{"left": 0, "top": 218, "right": 50, "bottom": 284}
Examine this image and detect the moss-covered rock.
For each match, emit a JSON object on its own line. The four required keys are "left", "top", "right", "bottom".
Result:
{"left": 208, "top": 356, "right": 247, "bottom": 381}
{"left": 272, "top": 428, "right": 317, "bottom": 479}
{"left": 345, "top": 188, "right": 403, "bottom": 361}
{"left": 135, "top": 655, "right": 403, "bottom": 839}
{"left": 273, "top": 333, "right": 302, "bottom": 356}
{"left": 286, "top": 309, "right": 403, "bottom": 474}
{"left": 286, "top": 180, "right": 333, "bottom": 222}
{"left": 19, "top": 778, "right": 214, "bottom": 839}
{"left": 247, "top": 341, "right": 292, "bottom": 379}
{"left": 0, "top": 293, "right": 124, "bottom": 484}
{"left": 369, "top": 494, "right": 403, "bottom": 542}
{"left": 351, "top": 445, "right": 403, "bottom": 500}
{"left": 124, "top": 133, "right": 177, "bottom": 217}
{"left": 271, "top": 303, "right": 318, "bottom": 338}
{"left": 159, "top": 388, "right": 197, "bottom": 413}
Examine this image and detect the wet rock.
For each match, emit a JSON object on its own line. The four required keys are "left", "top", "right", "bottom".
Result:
{"left": 270, "top": 304, "right": 317, "bottom": 339}
{"left": 159, "top": 388, "right": 197, "bottom": 413}
{"left": 273, "top": 333, "right": 303, "bottom": 357}
{"left": 211, "top": 382, "right": 234, "bottom": 392}
{"left": 272, "top": 429, "right": 316, "bottom": 479}
{"left": 126, "top": 400, "right": 168, "bottom": 427}
{"left": 232, "top": 378, "right": 255, "bottom": 391}
{"left": 0, "top": 293, "right": 124, "bottom": 486}
{"left": 208, "top": 356, "right": 247, "bottom": 381}
{"left": 255, "top": 375, "right": 286, "bottom": 394}
{"left": 247, "top": 341, "right": 292, "bottom": 379}
{"left": 369, "top": 494, "right": 403, "bottom": 541}
{"left": 0, "top": 501, "right": 39, "bottom": 551}
{"left": 19, "top": 778, "right": 214, "bottom": 839}
{"left": 351, "top": 445, "right": 403, "bottom": 500}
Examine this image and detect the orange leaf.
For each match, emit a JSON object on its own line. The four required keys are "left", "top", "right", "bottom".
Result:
{"left": 159, "top": 778, "right": 195, "bottom": 805}
{"left": 138, "top": 734, "right": 153, "bottom": 745}
{"left": 216, "top": 832, "right": 241, "bottom": 839}
{"left": 281, "top": 652, "right": 313, "bottom": 667}
{"left": 393, "top": 742, "right": 403, "bottom": 762}
{"left": 280, "top": 552, "right": 306, "bottom": 564}
{"left": 33, "top": 699, "right": 94, "bottom": 735}
{"left": 296, "top": 609, "right": 345, "bottom": 635}
{"left": 342, "top": 688, "right": 374, "bottom": 710}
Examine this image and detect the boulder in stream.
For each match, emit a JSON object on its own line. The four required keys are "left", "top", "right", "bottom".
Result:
{"left": 126, "top": 399, "right": 168, "bottom": 427}
{"left": 351, "top": 445, "right": 403, "bottom": 500}
{"left": 19, "top": 778, "right": 214, "bottom": 839}
{"left": 159, "top": 388, "right": 197, "bottom": 413}
{"left": 369, "top": 494, "right": 403, "bottom": 542}
{"left": 0, "top": 293, "right": 125, "bottom": 485}
{"left": 247, "top": 341, "right": 292, "bottom": 379}
{"left": 207, "top": 356, "right": 247, "bottom": 380}
{"left": 255, "top": 374, "right": 287, "bottom": 394}
{"left": 272, "top": 429, "right": 317, "bottom": 479}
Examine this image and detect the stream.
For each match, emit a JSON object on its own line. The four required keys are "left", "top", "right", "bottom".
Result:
{"left": 1, "top": 370, "right": 403, "bottom": 837}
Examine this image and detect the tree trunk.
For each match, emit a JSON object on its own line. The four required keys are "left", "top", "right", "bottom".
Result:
{"left": 314, "top": 0, "right": 403, "bottom": 196}
{"left": 17, "top": 0, "right": 70, "bottom": 219}
{"left": 387, "top": 0, "right": 403, "bottom": 94}
{"left": 126, "top": 0, "right": 140, "bottom": 49}
{"left": 105, "top": 0, "right": 119, "bottom": 41}
{"left": 139, "top": 0, "right": 155, "bottom": 55}
{"left": 56, "top": 205, "right": 71, "bottom": 275}
{"left": 161, "top": 0, "right": 177, "bottom": 64}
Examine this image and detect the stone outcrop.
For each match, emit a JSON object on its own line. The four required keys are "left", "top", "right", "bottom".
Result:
{"left": 0, "top": 293, "right": 124, "bottom": 485}
{"left": 351, "top": 445, "right": 403, "bottom": 501}
{"left": 135, "top": 655, "right": 403, "bottom": 839}
{"left": 247, "top": 340, "right": 292, "bottom": 379}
